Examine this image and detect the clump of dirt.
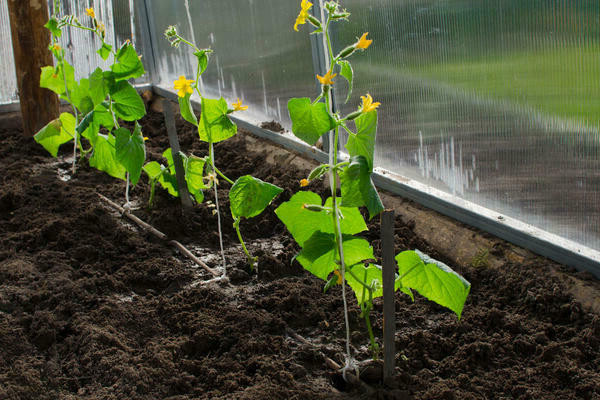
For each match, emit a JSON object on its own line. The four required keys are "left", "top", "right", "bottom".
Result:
{"left": 0, "top": 109, "right": 598, "bottom": 400}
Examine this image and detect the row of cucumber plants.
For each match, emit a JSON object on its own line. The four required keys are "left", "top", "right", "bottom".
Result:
{"left": 34, "top": 6, "right": 282, "bottom": 276}
{"left": 33, "top": 1, "right": 471, "bottom": 369}
{"left": 274, "top": 0, "right": 471, "bottom": 368}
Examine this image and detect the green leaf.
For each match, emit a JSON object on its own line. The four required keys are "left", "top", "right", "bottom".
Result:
{"left": 337, "top": 60, "right": 353, "bottom": 104}
{"left": 162, "top": 148, "right": 176, "bottom": 174}
{"left": 275, "top": 191, "right": 367, "bottom": 247}
{"left": 88, "top": 68, "right": 108, "bottom": 106}
{"left": 287, "top": 97, "right": 336, "bottom": 146}
{"left": 346, "top": 263, "right": 383, "bottom": 305}
{"left": 143, "top": 161, "right": 163, "bottom": 180}
{"left": 45, "top": 18, "right": 61, "bottom": 37}
{"left": 40, "top": 62, "right": 75, "bottom": 97}
{"left": 34, "top": 117, "right": 72, "bottom": 157}
{"left": 178, "top": 93, "right": 198, "bottom": 126}
{"left": 346, "top": 110, "right": 377, "bottom": 170}
{"left": 97, "top": 42, "right": 113, "bottom": 61}
{"left": 229, "top": 175, "right": 283, "bottom": 219}
{"left": 296, "top": 232, "right": 374, "bottom": 280}
{"left": 111, "top": 43, "right": 145, "bottom": 81}
{"left": 184, "top": 155, "right": 207, "bottom": 203}
{"left": 89, "top": 134, "right": 127, "bottom": 180}
{"left": 70, "top": 78, "right": 94, "bottom": 115}
{"left": 340, "top": 155, "right": 384, "bottom": 219}
{"left": 395, "top": 250, "right": 471, "bottom": 319}
{"left": 308, "top": 164, "right": 329, "bottom": 181}
{"left": 93, "top": 103, "right": 115, "bottom": 130}
{"left": 109, "top": 81, "right": 146, "bottom": 121}
{"left": 197, "top": 97, "right": 237, "bottom": 143}
{"left": 115, "top": 122, "right": 146, "bottom": 185}
{"left": 194, "top": 50, "right": 210, "bottom": 75}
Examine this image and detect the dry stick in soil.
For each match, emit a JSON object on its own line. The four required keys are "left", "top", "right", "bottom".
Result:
{"left": 98, "top": 193, "right": 217, "bottom": 277}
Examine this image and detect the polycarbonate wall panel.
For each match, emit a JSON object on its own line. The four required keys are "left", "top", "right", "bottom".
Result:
{"left": 331, "top": 0, "right": 600, "bottom": 251}
{"left": 146, "top": 0, "right": 317, "bottom": 128}
{"left": 0, "top": 0, "right": 17, "bottom": 104}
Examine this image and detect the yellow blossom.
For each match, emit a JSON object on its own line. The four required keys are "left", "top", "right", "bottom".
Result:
{"left": 333, "top": 270, "right": 342, "bottom": 284}
{"left": 51, "top": 43, "right": 61, "bottom": 52}
{"left": 143, "top": 137, "right": 149, "bottom": 141}
{"left": 231, "top": 98, "right": 248, "bottom": 112}
{"left": 86, "top": 8, "right": 95, "bottom": 18}
{"left": 173, "top": 76, "right": 195, "bottom": 98}
{"left": 316, "top": 69, "right": 337, "bottom": 86}
{"left": 355, "top": 32, "right": 372, "bottom": 50}
{"left": 360, "top": 94, "right": 380, "bottom": 113}
{"left": 300, "top": 178, "right": 309, "bottom": 187}
{"left": 294, "top": 0, "right": 313, "bottom": 31}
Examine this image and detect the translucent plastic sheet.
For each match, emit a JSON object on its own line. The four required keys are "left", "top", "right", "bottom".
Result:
{"left": 331, "top": 0, "right": 600, "bottom": 251}
{"left": 0, "top": 0, "right": 17, "bottom": 104}
{"left": 146, "top": 0, "right": 317, "bottom": 129}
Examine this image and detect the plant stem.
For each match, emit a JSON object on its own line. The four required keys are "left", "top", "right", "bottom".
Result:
{"left": 211, "top": 163, "right": 234, "bottom": 185}
{"left": 148, "top": 179, "right": 156, "bottom": 208}
{"left": 209, "top": 141, "right": 227, "bottom": 275}
{"left": 234, "top": 218, "right": 256, "bottom": 270}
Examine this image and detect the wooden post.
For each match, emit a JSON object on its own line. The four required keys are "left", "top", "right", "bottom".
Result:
{"left": 381, "top": 210, "right": 397, "bottom": 381}
{"left": 7, "top": 0, "right": 59, "bottom": 136}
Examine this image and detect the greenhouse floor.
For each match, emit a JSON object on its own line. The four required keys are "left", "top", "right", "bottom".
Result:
{"left": 0, "top": 108, "right": 599, "bottom": 399}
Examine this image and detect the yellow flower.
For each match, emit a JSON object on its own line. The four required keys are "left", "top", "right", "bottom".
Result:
{"left": 316, "top": 69, "right": 337, "bottom": 86}
{"left": 300, "top": 178, "right": 309, "bottom": 187}
{"left": 232, "top": 98, "right": 248, "bottom": 112}
{"left": 333, "top": 270, "right": 343, "bottom": 284}
{"left": 51, "top": 43, "right": 61, "bottom": 52}
{"left": 143, "top": 137, "right": 149, "bottom": 141}
{"left": 86, "top": 8, "right": 95, "bottom": 18}
{"left": 360, "top": 94, "right": 380, "bottom": 113}
{"left": 173, "top": 76, "right": 195, "bottom": 98}
{"left": 294, "top": 0, "right": 313, "bottom": 31}
{"left": 355, "top": 32, "right": 372, "bottom": 50}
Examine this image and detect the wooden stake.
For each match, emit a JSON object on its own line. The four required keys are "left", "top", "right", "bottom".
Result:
{"left": 162, "top": 99, "right": 193, "bottom": 210}
{"left": 381, "top": 210, "right": 396, "bottom": 381}
{"left": 7, "top": 0, "right": 59, "bottom": 136}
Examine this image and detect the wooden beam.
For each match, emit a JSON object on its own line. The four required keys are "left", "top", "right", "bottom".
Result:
{"left": 7, "top": 0, "right": 59, "bottom": 136}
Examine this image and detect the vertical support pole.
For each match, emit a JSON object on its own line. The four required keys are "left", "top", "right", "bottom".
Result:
{"left": 381, "top": 209, "right": 396, "bottom": 381}
{"left": 136, "top": 0, "right": 159, "bottom": 85}
{"left": 162, "top": 99, "right": 193, "bottom": 210}
{"left": 7, "top": 0, "right": 59, "bottom": 136}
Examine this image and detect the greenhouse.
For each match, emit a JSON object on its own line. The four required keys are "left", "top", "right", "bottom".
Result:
{"left": 1, "top": 0, "right": 599, "bottom": 398}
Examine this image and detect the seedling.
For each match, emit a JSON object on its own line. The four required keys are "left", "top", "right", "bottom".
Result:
{"left": 35, "top": 5, "right": 147, "bottom": 205}
{"left": 160, "top": 26, "right": 283, "bottom": 274}
{"left": 276, "top": 0, "right": 470, "bottom": 374}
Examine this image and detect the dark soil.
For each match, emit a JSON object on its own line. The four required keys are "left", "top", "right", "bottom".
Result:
{"left": 0, "top": 108, "right": 599, "bottom": 400}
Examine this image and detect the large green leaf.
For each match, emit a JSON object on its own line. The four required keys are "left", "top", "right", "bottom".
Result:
{"left": 296, "top": 232, "right": 374, "bottom": 281}
{"left": 70, "top": 78, "right": 94, "bottom": 115}
{"left": 340, "top": 156, "right": 383, "bottom": 219}
{"left": 184, "top": 155, "right": 206, "bottom": 203}
{"left": 34, "top": 117, "right": 72, "bottom": 157}
{"left": 229, "top": 175, "right": 283, "bottom": 219}
{"left": 275, "top": 191, "right": 367, "bottom": 247}
{"left": 109, "top": 81, "right": 146, "bottom": 121}
{"left": 40, "top": 62, "right": 75, "bottom": 97}
{"left": 178, "top": 93, "right": 198, "bottom": 126}
{"left": 115, "top": 123, "right": 146, "bottom": 185}
{"left": 346, "top": 110, "right": 377, "bottom": 170}
{"left": 337, "top": 60, "right": 353, "bottom": 104}
{"left": 111, "top": 43, "right": 145, "bottom": 81}
{"left": 88, "top": 67, "right": 108, "bottom": 106}
{"left": 197, "top": 97, "right": 237, "bottom": 143}
{"left": 287, "top": 97, "right": 336, "bottom": 146}
{"left": 395, "top": 250, "right": 471, "bottom": 319}
{"left": 89, "top": 134, "right": 126, "bottom": 180}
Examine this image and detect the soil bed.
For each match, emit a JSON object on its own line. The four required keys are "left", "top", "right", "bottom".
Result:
{"left": 0, "top": 107, "right": 599, "bottom": 399}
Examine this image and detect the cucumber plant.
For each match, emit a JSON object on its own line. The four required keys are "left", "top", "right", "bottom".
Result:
{"left": 35, "top": 5, "right": 147, "bottom": 205}
{"left": 156, "top": 26, "right": 283, "bottom": 274}
{"left": 277, "top": 0, "right": 471, "bottom": 370}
